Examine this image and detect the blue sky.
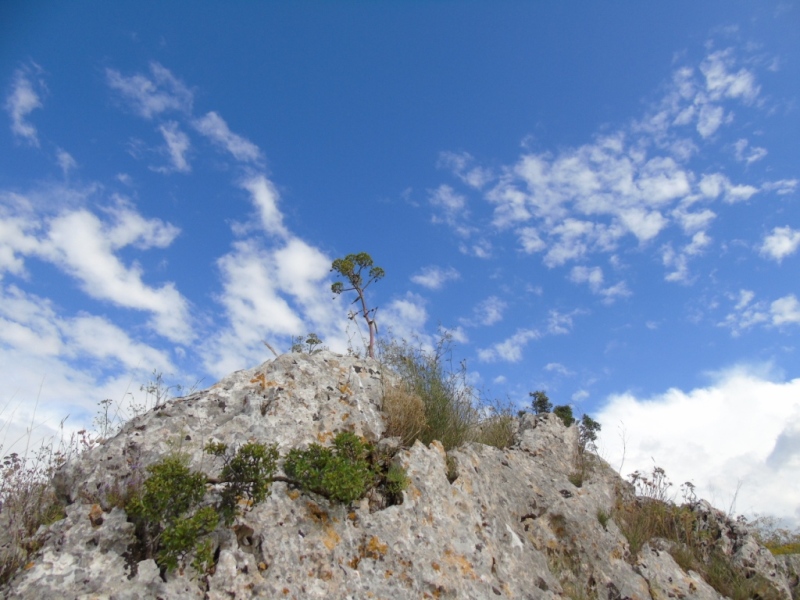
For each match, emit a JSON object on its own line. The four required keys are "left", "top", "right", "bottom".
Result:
{"left": 2, "top": 2, "right": 799, "bottom": 523}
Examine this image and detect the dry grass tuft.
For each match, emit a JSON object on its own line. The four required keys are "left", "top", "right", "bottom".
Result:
{"left": 382, "top": 385, "right": 427, "bottom": 447}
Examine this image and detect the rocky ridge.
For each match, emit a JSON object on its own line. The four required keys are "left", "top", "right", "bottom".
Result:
{"left": 2, "top": 351, "right": 798, "bottom": 599}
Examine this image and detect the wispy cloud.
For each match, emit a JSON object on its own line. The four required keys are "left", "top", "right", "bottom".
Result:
{"left": 733, "top": 138, "right": 767, "bottom": 164}
{"left": 410, "top": 265, "right": 460, "bottom": 290}
{"left": 5, "top": 65, "right": 45, "bottom": 146}
{"left": 106, "top": 62, "right": 193, "bottom": 119}
{"left": 568, "top": 265, "right": 631, "bottom": 303}
{"left": 193, "top": 111, "right": 262, "bottom": 163}
{"left": 56, "top": 149, "right": 78, "bottom": 176}
{"left": 156, "top": 121, "right": 191, "bottom": 173}
{"left": 477, "top": 328, "right": 540, "bottom": 363}
{"left": 462, "top": 296, "right": 507, "bottom": 327}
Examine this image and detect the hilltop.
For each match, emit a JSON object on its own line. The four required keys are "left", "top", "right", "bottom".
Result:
{"left": 1, "top": 351, "right": 798, "bottom": 599}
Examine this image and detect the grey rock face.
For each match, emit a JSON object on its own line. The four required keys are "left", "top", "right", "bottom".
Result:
{"left": 2, "top": 352, "right": 796, "bottom": 599}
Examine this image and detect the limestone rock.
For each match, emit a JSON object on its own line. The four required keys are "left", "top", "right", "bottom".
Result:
{"left": 1, "top": 351, "right": 795, "bottom": 599}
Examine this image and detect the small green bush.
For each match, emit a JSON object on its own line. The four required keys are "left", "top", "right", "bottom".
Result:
{"left": 206, "top": 441, "right": 278, "bottom": 525}
{"left": 384, "top": 463, "right": 409, "bottom": 503}
{"left": 553, "top": 405, "right": 575, "bottom": 427}
{"left": 126, "top": 454, "right": 213, "bottom": 571}
{"left": 284, "top": 432, "right": 374, "bottom": 504}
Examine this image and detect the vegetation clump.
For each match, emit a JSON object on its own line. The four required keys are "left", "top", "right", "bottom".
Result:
{"left": 612, "top": 466, "right": 785, "bottom": 600}
{"left": 379, "top": 335, "right": 515, "bottom": 451}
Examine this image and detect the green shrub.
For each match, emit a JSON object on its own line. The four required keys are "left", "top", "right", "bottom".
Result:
{"left": 205, "top": 441, "right": 278, "bottom": 525}
{"left": 384, "top": 463, "right": 409, "bottom": 503}
{"left": 126, "top": 454, "right": 213, "bottom": 571}
{"left": 530, "top": 391, "right": 553, "bottom": 415}
{"left": 553, "top": 405, "right": 575, "bottom": 427}
{"left": 284, "top": 432, "right": 374, "bottom": 504}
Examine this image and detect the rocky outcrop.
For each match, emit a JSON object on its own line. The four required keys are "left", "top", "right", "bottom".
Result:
{"left": 1, "top": 351, "right": 796, "bottom": 599}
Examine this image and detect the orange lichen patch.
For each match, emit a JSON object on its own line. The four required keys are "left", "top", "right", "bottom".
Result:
{"left": 361, "top": 536, "right": 389, "bottom": 561}
{"left": 349, "top": 556, "right": 361, "bottom": 569}
{"left": 258, "top": 562, "right": 268, "bottom": 571}
{"left": 341, "top": 413, "right": 350, "bottom": 421}
{"left": 322, "top": 525, "right": 341, "bottom": 551}
{"left": 306, "top": 501, "right": 330, "bottom": 524}
{"left": 347, "top": 511, "right": 357, "bottom": 521}
{"left": 287, "top": 489, "right": 301, "bottom": 501}
{"left": 282, "top": 588, "right": 290, "bottom": 595}
{"left": 431, "top": 562, "right": 441, "bottom": 571}
{"left": 442, "top": 548, "right": 477, "bottom": 578}
{"left": 337, "top": 383, "right": 352, "bottom": 394}
{"left": 316, "top": 431, "right": 334, "bottom": 443}
{"left": 384, "top": 570, "right": 393, "bottom": 578}
{"left": 408, "top": 485, "right": 422, "bottom": 500}
{"left": 88, "top": 503, "right": 104, "bottom": 527}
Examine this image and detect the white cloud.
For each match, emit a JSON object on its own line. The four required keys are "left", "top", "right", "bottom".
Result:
{"left": 547, "top": 309, "right": 580, "bottom": 335}
{"left": 760, "top": 226, "right": 800, "bottom": 262}
{"left": 0, "top": 195, "right": 191, "bottom": 343}
{"left": 56, "top": 149, "right": 78, "bottom": 176}
{"left": 429, "top": 184, "right": 472, "bottom": 237}
{"left": 0, "top": 284, "right": 177, "bottom": 456}
{"left": 569, "top": 265, "right": 631, "bottom": 304}
{"left": 106, "top": 62, "right": 193, "bottom": 119}
{"left": 762, "top": 179, "right": 798, "bottom": 196}
{"left": 733, "top": 138, "right": 767, "bottom": 164}
{"left": 193, "top": 111, "right": 262, "bottom": 163}
{"left": 438, "top": 151, "right": 493, "bottom": 189}
{"left": 380, "top": 293, "right": 430, "bottom": 348}
{"left": 241, "top": 175, "right": 288, "bottom": 238}
{"left": 5, "top": 66, "right": 44, "bottom": 146}
{"left": 156, "top": 121, "right": 191, "bottom": 173}
{"left": 698, "top": 172, "right": 758, "bottom": 203}
{"left": 597, "top": 366, "right": 800, "bottom": 525}
{"left": 771, "top": 295, "right": 800, "bottom": 326}
{"left": 719, "top": 291, "right": 800, "bottom": 334}
{"left": 545, "top": 362, "right": 573, "bottom": 376}
{"left": 411, "top": 265, "right": 460, "bottom": 290}
{"left": 477, "top": 328, "right": 540, "bottom": 363}
{"left": 463, "top": 296, "right": 507, "bottom": 327}
{"left": 662, "top": 231, "right": 711, "bottom": 283}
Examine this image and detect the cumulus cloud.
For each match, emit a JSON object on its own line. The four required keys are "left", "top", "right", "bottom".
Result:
{"left": 432, "top": 43, "right": 775, "bottom": 288}
{"left": 5, "top": 65, "right": 45, "bottom": 146}
{"left": 193, "top": 112, "right": 262, "bottom": 163}
{"left": 411, "top": 265, "right": 460, "bottom": 290}
{"left": 0, "top": 194, "right": 191, "bottom": 343}
{"left": 106, "top": 62, "right": 193, "bottom": 119}
{"left": 760, "top": 226, "right": 800, "bottom": 262}
{"left": 597, "top": 366, "right": 800, "bottom": 525}
{"left": 719, "top": 291, "right": 800, "bottom": 335}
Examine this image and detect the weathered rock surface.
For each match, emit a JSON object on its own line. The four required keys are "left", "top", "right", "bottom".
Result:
{"left": 2, "top": 351, "right": 796, "bottom": 599}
